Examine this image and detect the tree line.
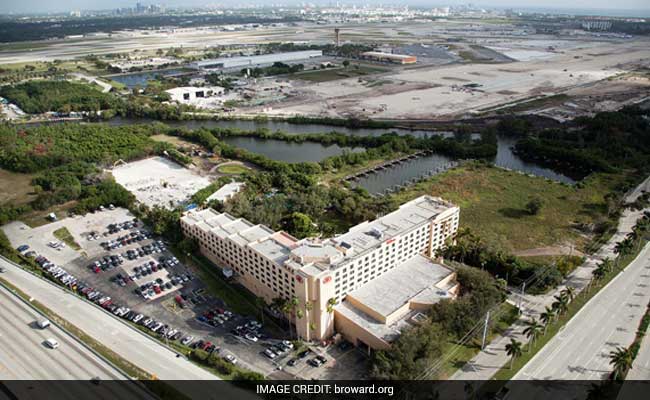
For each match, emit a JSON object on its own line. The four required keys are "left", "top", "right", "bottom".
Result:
{"left": 497, "top": 107, "right": 650, "bottom": 180}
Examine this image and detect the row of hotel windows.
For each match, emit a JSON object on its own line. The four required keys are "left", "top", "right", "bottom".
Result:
{"left": 333, "top": 223, "right": 433, "bottom": 297}
{"left": 183, "top": 224, "right": 296, "bottom": 299}
{"left": 331, "top": 219, "right": 456, "bottom": 298}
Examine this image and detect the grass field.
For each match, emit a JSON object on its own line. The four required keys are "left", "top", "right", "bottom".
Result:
{"left": 216, "top": 164, "right": 249, "bottom": 175}
{"left": 293, "top": 64, "right": 388, "bottom": 82}
{"left": 0, "top": 168, "right": 36, "bottom": 205}
{"left": 390, "top": 163, "right": 626, "bottom": 253}
{"left": 53, "top": 227, "right": 81, "bottom": 250}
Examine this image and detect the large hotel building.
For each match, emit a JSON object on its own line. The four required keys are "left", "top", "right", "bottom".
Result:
{"left": 181, "top": 195, "right": 460, "bottom": 350}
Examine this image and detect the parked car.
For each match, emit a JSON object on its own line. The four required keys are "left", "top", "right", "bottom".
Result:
{"left": 224, "top": 355, "right": 237, "bottom": 364}
{"left": 308, "top": 358, "right": 323, "bottom": 367}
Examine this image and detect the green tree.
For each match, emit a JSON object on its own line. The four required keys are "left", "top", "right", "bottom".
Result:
{"left": 525, "top": 197, "right": 543, "bottom": 215}
{"left": 284, "top": 212, "right": 316, "bottom": 238}
{"left": 609, "top": 346, "right": 633, "bottom": 380}
{"left": 540, "top": 306, "right": 555, "bottom": 334}
{"left": 523, "top": 318, "right": 543, "bottom": 349}
{"left": 505, "top": 339, "right": 523, "bottom": 369}
{"left": 552, "top": 294, "right": 569, "bottom": 316}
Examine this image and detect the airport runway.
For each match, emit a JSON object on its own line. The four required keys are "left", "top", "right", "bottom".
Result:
{"left": 0, "top": 283, "right": 154, "bottom": 399}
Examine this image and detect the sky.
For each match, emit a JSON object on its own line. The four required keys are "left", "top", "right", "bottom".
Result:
{"left": 1, "top": 0, "right": 649, "bottom": 15}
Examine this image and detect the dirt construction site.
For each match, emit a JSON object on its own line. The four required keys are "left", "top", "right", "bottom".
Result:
{"left": 256, "top": 38, "right": 650, "bottom": 120}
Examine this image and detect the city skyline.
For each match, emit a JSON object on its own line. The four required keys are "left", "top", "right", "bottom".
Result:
{"left": 1, "top": 1, "right": 650, "bottom": 16}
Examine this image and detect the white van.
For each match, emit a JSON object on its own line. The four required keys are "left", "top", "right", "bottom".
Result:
{"left": 37, "top": 319, "right": 51, "bottom": 329}
{"left": 44, "top": 338, "right": 59, "bottom": 349}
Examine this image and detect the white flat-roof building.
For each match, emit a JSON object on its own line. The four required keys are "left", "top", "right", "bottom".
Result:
{"left": 165, "top": 86, "right": 225, "bottom": 103}
{"left": 205, "top": 182, "right": 245, "bottom": 203}
{"left": 180, "top": 195, "right": 459, "bottom": 348}
{"left": 189, "top": 50, "right": 323, "bottom": 71}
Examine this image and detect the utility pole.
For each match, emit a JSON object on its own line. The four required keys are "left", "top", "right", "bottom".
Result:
{"left": 518, "top": 281, "right": 526, "bottom": 315}
{"left": 481, "top": 310, "right": 490, "bottom": 350}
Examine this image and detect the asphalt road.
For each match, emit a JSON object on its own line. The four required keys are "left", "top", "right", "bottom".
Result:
{"left": 0, "top": 283, "right": 124, "bottom": 380}
{"left": 0, "top": 257, "right": 263, "bottom": 400}
{"left": 0, "top": 256, "right": 217, "bottom": 381}
{"left": 513, "top": 242, "right": 650, "bottom": 381}
{"left": 0, "top": 284, "right": 155, "bottom": 400}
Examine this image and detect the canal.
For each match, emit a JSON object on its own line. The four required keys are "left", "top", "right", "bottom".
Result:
{"left": 107, "top": 117, "right": 576, "bottom": 192}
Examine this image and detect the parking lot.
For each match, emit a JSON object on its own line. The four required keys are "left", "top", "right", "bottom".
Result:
{"left": 3, "top": 207, "right": 363, "bottom": 379}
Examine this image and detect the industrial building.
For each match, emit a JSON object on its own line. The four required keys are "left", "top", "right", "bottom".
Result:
{"left": 361, "top": 51, "right": 417, "bottom": 64}
{"left": 181, "top": 195, "right": 460, "bottom": 349}
{"left": 165, "top": 86, "right": 225, "bottom": 103}
{"left": 189, "top": 51, "right": 323, "bottom": 71}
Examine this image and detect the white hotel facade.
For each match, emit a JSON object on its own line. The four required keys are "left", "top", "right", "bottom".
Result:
{"left": 181, "top": 195, "right": 460, "bottom": 349}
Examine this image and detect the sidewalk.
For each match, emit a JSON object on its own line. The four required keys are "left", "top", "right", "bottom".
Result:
{"left": 451, "top": 176, "right": 650, "bottom": 380}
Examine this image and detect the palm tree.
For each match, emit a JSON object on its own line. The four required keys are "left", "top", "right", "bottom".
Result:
{"left": 615, "top": 238, "right": 633, "bottom": 258}
{"left": 281, "top": 301, "right": 294, "bottom": 339}
{"left": 592, "top": 265, "right": 606, "bottom": 281}
{"left": 505, "top": 339, "right": 523, "bottom": 369}
{"left": 523, "top": 318, "right": 543, "bottom": 349}
{"left": 540, "top": 306, "right": 555, "bottom": 334}
{"left": 609, "top": 346, "right": 633, "bottom": 380}
{"left": 552, "top": 294, "right": 569, "bottom": 316}
{"left": 255, "top": 296, "right": 266, "bottom": 325}
{"left": 326, "top": 297, "right": 338, "bottom": 331}
{"left": 601, "top": 258, "right": 613, "bottom": 273}
{"left": 561, "top": 286, "right": 576, "bottom": 303}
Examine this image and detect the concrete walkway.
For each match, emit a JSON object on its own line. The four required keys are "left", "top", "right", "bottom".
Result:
{"left": 70, "top": 73, "right": 112, "bottom": 93}
{"left": 451, "top": 176, "right": 650, "bottom": 380}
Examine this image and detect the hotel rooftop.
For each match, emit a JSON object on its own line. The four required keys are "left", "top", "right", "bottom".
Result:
{"left": 182, "top": 196, "right": 457, "bottom": 275}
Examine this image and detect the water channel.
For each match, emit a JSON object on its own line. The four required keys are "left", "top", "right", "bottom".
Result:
{"left": 106, "top": 69, "right": 189, "bottom": 89}
{"left": 106, "top": 117, "right": 576, "bottom": 192}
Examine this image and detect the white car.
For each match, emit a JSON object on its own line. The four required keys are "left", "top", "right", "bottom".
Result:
{"left": 44, "top": 338, "right": 59, "bottom": 349}
{"left": 37, "top": 319, "right": 51, "bottom": 329}
{"left": 224, "top": 354, "right": 237, "bottom": 364}
{"left": 245, "top": 333, "right": 258, "bottom": 342}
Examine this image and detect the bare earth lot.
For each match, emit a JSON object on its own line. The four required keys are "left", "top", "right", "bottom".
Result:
{"left": 261, "top": 39, "right": 650, "bottom": 119}
{"left": 110, "top": 157, "right": 212, "bottom": 209}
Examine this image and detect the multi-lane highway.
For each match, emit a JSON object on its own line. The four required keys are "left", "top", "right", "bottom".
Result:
{"left": 0, "top": 256, "right": 262, "bottom": 400}
{"left": 513, "top": 243, "right": 650, "bottom": 380}
{"left": 0, "top": 283, "right": 126, "bottom": 380}
{"left": 0, "top": 256, "right": 217, "bottom": 381}
{"left": 0, "top": 283, "right": 155, "bottom": 400}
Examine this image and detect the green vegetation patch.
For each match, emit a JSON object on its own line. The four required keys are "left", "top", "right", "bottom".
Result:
{"left": 53, "top": 227, "right": 81, "bottom": 250}
{"left": 294, "top": 64, "right": 388, "bottom": 82}
{"left": 0, "top": 80, "right": 121, "bottom": 113}
{"left": 390, "top": 163, "right": 626, "bottom": 253}
{"left": 0, "top": 123, "right": 164, "bottom": 173}
{"left": 217, "top": 164, "right": 249, "bottom": 175}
